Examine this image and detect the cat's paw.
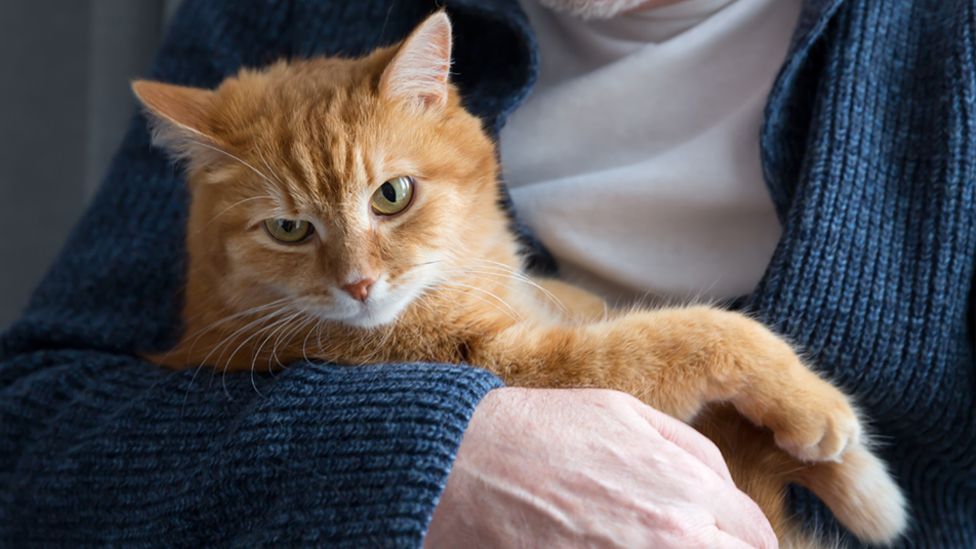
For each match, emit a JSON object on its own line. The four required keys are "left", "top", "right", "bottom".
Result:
{"left": 765, "top": 376, "right": 862, "bottom": 463}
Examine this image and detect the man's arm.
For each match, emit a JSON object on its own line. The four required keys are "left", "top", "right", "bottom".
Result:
{"left": 0, "top": 350, "right": 499, "bottom": 545}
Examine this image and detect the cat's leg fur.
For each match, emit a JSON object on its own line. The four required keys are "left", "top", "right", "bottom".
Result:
{"left": 472, "top": 305, "right": 859, "bottom": 461}
{"left": 467, "top": 291, "right": 906, "bottom": 546}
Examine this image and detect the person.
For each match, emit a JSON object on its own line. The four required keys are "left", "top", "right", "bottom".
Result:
{"left": 0, "top": 0, "right": 972, "bottom": 547}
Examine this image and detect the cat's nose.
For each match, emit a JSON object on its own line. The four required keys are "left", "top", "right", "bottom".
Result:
{"left": 341, "top": 278, "right": 376, "bottom": 302}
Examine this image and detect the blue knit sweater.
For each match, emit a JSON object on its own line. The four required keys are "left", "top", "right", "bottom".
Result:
{"left": 1, "top": 0, "right": 973, "bottom": 547}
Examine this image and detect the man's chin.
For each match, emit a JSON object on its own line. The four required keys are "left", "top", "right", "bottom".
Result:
{"left": 535, "top": 0, "right": 657, "bottom": 20}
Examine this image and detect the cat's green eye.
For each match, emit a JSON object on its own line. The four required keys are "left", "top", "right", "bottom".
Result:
{"left": 371, "top": 176, "right": 415, "bottom": 216}
{"left": 264, "top": 219, "right": 313, "bottom": 243}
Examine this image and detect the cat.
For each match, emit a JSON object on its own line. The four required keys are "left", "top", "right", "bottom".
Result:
{"left": 135, "top": 12, "right": 907, "bottom": 548}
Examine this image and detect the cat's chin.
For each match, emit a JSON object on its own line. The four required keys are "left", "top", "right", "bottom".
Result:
{"left": 306, "top": 300, "right": 404, "bottom": 330}
{"left": 339, "top": 308, "right": 402, "bottom": 329}
{"left": 301, "top": 303, "right": 403, "bottom": 330}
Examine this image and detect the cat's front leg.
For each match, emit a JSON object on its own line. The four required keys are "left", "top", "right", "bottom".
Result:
{"left": 468, "top": 305, "right": 860, "bottom": 464}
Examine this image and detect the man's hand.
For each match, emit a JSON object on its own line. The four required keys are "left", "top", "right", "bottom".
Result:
{"left": 426, "top": 388, "right": 777, "bottom": 548}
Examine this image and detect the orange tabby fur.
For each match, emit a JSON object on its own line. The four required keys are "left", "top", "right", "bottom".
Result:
{"left": 135, "top": 12, "right": 906, "bottom": 547}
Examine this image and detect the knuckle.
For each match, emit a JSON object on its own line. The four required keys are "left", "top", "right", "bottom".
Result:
{"left": 580, "top": 387, "right": 614, "bottom": 401}
{"left": 639, "top": 508, "right": 704, "bottom": 539}
{"left": 686, "top": 526, "right": 720, "bottom": 548}
{"left": 699, "top": 436, "right": 725, "bottom": 462}
{"left": 593, "top": 388, "right": 639, "bottom": 410}
{"left": 601, "top": 388, "right": 633, "bottom": 402}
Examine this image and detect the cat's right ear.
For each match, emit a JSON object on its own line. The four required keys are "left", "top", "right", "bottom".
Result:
{"left": 131, "top": 80, "right": 219, "bottom": 160}
{"left": 379, "top": 11, "right": 453, "bottom": 111}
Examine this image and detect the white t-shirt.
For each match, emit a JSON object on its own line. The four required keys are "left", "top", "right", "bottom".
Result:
{"left": 500, "top": 0, "right": 802, "bottom": 305}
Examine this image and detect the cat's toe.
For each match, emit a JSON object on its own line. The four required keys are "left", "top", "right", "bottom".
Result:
{"left": 773, "top": 397, "right": 861, "bottom": 462}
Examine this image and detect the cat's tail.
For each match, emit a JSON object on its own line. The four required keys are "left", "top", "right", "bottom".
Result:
{"left": 793, "top": 442, "right": 908, "bottom": 546}
{"left": 697, "top": 406, "right": 908, "bottom": 548}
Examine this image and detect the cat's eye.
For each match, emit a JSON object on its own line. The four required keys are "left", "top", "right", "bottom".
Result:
{"left": 371, "top": 176, "right": 415, "bottom": 216}
{"left": 264, "top": 219, "right": 313, "bottom": 243}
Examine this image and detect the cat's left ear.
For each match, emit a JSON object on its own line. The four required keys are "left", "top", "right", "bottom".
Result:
{"left": 131, "top": 80, "right": 221, "bottom": 161}
{"left": 380, "top": 11, "right": 453, "bottom": 110}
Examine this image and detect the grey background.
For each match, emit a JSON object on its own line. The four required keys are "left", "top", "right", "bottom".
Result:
{"left": 0, "top": 1, "right": 181, "bottom": 329}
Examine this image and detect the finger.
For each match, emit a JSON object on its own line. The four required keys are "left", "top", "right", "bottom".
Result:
{"left": 712, "top": 490, "right": 780, "bottom": 549}
{"left": 632, "top": 402, "right": 734, "bottom": 483}
{"left": 708, "top": 525, "right": 768, "bottom": 549}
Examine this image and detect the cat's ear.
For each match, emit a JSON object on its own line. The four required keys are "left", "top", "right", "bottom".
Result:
{"left": 131, "top": 80, "right": 220, "bottom": 159}
{"left": 379, "top": 11, "right": 453, "bottom": 110}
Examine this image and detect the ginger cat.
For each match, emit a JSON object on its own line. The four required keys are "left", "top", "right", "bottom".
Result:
{"left": 135, "top": 12, "right": 907, "bottom": 548}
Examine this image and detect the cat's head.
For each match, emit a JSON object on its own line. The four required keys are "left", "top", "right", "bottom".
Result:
{"left": 134, "top": 12, "right": 510, "bottom": 329}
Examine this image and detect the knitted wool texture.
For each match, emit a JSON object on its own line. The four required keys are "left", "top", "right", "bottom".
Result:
{"left": 1, "top": 0, "right": 974, "bottom": 547}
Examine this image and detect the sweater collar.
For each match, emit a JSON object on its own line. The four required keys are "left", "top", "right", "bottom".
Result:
{"left": 760, "top": 0, "right": 846, "bottom": 219}
{"left": 788, "top": 0, "right": 843, "bottom": 53}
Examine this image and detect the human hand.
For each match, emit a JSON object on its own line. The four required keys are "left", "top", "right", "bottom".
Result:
{"left": 425, "top": 388, "right": 777, "bottom": 548}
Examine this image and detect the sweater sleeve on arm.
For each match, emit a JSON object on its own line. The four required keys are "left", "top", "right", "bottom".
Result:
{"left": 0, "top": 1, "right": 503, "bottom": 546}
{"left": 0, "top": 350, "right": 500, "bottom": 546}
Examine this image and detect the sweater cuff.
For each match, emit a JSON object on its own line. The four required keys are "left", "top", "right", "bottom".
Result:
{"left": 277, "top": 361, "right": 504, "bottom": 546}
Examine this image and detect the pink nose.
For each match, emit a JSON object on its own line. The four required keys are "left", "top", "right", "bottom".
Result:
{"left": 341, "top": 278, "right": 376, "bottom": 302}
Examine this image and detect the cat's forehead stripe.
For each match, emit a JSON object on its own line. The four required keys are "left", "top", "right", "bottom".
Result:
{"left": 352, "top": 145, "right": 368, "bottom": 188}
{"left": 291, "top": 141, "right": 319, "bottom": 189}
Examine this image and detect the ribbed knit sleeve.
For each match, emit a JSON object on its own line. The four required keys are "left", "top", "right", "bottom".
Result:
{"left": 0, "top": 351, "right": 500, "bottom": 546}
{"left": 0, "top": 1, "right": 502, "bottom": 545}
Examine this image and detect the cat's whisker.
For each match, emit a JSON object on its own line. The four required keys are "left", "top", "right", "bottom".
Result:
{"left": 218, "top": 309, "right": 295, "bottom": 399}
{"left": 294, "top": 315, "right": 321, "bottom": 367}
{"left": 467, "top": 259, "right": 568, "bottom": 311}
{"left": 266, "top": 314, "right": 300, "bottom": 376}
{"left": 184, "top": 296, "right": 290, "bottom": 338}
{"left": 439, "top": 281, "right": 521, "bottom": 321}
{"left": 183, "top": 297, "right": 296, "bottom": 360}
{"left": 205, "top": 304, "right": 298, "bottom": 387}
{"left": 257, "top": 150, "right": 308, "bottom": 214}
{"left": 301, "top": 316, "right": 324, "bottom": 364}
{"left": 223, "top": 313, "right": 294, "bottom": 397}
{"left": 177, "top": 292, "right": 276, "bottom": 406}
{"left": 439, "top": 260, "right": 569, "bottom": 315}
{"left": 257, "top": 149, "right": 292, "bottom": 190}
{"left": 199, "top": 314, "right": 278, "bottom": 391}
{"left": 433, "top": 284, "right": 513, "bottom": 320}
{"left": 269, "top": 311, "right": 312, "bottom": 370}
{"left": 364, "top": 326, "right": 398, "bottom": 365}
{"left": 254, "top": 313, "right": 300, "bottom": 385}
{"left": 253, "top": 310, "right": 302, "bottom": 368}
{"left": 246, "top": 310, "right": 306, "bottom": 392}
{"left": 458, "top": 267, "right": 566, "bottom": 311}
{"left": 315, "top": 317, "right": 327, "bottom": 359}
{"left": 201, "top": 302, "right": 296, "bottom": 368}
{"left": 181, "top": 360, "right": 218, "bottom": 417}
{"left": 199, "top": 195, "right": 277, "bottom": 231}
{"left": 185, "top": 139, "right": 283, "bottom": 191}
{"left": 408, "top": 259, "right": 443, "bottom": 269}
{"left": 435, "top": 265, "right": 568, "bottom": 317}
